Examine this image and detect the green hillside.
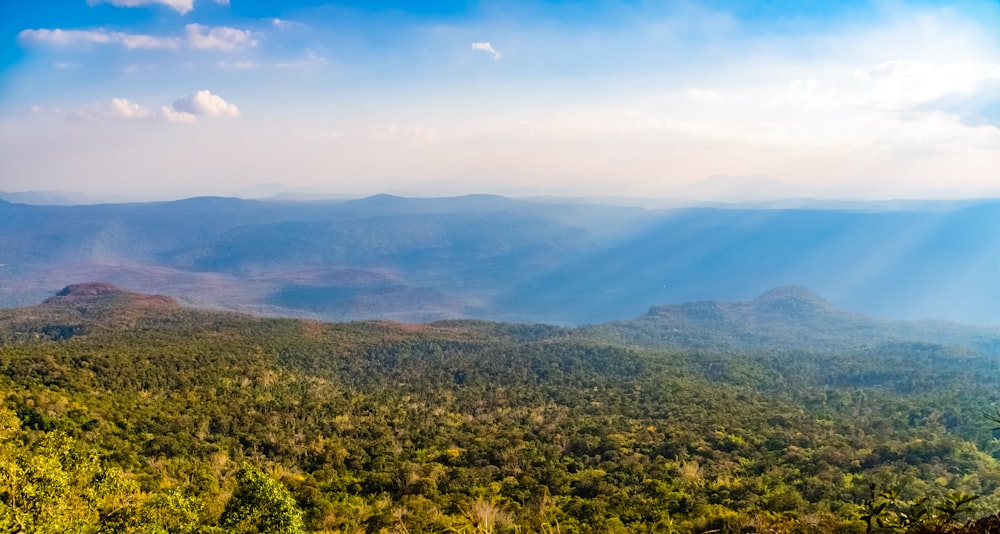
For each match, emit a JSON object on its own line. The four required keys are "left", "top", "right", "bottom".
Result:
{"left": 2, "top": 284, "right": 999, "bottom": 533}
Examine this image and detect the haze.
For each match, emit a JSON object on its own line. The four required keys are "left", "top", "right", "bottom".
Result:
{"left": 2, "top": 0, "right": 1000, "bottom": 201}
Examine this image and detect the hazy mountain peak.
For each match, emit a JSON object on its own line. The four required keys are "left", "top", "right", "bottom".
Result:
{"left": 752, "top": 285, "right": 835, "bottom": 314}
{"left": 166, "top": 196, "right": 250, "bottom": 206}
{"left": 643, "top": 286, "right": 835, "bottom": 320}
{"left": 45, "top": 283, "right": 179, "bottom": 312}
{"left": 363, "top": 193, "right": 405, "bottom": 202}
{"left": 345, "top": 193, "right": 520, "bottom": 213}
{"left": 54, "top": 282, "right": 123, "bottom": 298}
{"left": 589, "top": 285, "right": 1000, "bottom": 352}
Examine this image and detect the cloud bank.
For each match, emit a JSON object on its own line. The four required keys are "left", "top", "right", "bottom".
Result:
{"left": 19, "top": 24, "right": 255, "bottom": 50}
{"left": 87, "top": 0, "right": 194, "bottom": 15}
{"left": 18, "top": 28, "right": 181, "bottom": 49}
{"left": 85, "top": 0, "right": 228, "bottom": 14}
{"left": 40, "top": 92, "right": 239, "bottom": 123}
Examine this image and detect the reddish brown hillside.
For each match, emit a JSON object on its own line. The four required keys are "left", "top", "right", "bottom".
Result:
{"left": 44, "top": 282, "right": 180, "bottom": 312}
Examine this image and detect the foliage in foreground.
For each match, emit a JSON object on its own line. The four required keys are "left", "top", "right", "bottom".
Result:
{"left": 1, "top": 300, "right": 999, "bottom": 533}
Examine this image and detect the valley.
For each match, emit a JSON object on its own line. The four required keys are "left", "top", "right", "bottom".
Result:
{"left": 2, "top": 195, "right": 999, "bottom": 325}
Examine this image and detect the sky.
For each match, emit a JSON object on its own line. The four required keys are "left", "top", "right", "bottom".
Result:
{"left": 1, "top": 0, "right": 999, "bottom": 201}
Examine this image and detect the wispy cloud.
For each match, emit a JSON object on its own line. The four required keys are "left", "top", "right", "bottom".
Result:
{"left": 160, "top": 106, "right": 197, "bottom": 123}
{"left": 217, "top": 60, "right": 258, "bottom": 70}
{"left": 87, "top": 0, "right": 228, "bottom": 14}
{"left": 921, "top": 78, "right": 1000, "bottom": 128}
{"left": 851, "top": 60, "right": 1000, "bottom": 110}
{"left": 19, "top": 24, "right": 255, "bottom": 51}
{"left": 274, "top": 50, "right": 327, "bottom": 72}
{"left": 271, "top": 18, "right": 303, "bottom": 29}
{"left": 763, "top": 60, "right": 1000, "bottom": 128}
{"left": 471, "top": 41, "right": 501, "bottom": 60}
{"left": 185, "top": 23, "right": 256, "bottom": 50}
{"left": 44, "top": 97, "right": 156, "bottom": 121}
{"left": 19, "top": 28, "right": 181, "bottom": 49}
{"left": 87, "top": 0, "right": 194, "bottom": 15}
{"left": 36, "top": 92, "right": 238, "bottom": 124}
{"left": 102, "top": 97, "right": 152, "bottom": 119}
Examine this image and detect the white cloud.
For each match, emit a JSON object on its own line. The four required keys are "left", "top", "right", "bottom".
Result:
{"left": 103, "top": 97, "right": 151, "bottom": 119}
{"left": 270, "top": 18, "right": 307, "bottom": 32}
{"left": 471, "top": 41, "right": 501, "bottom": 60}
{"left": 185, "top": 23, "right": 256, "bottom": 50}
{"left": 851, "top": 60, "right": 1000, "bottom": 110}
{"left": 37, "top": 93, "right": 236, "bottom": 124}
{"left": 19, "top": 24, "right": 256, "bottom": 51}
{"left": 923, "top": 78, "right": 1000, "bottom": 127}
{"left": 170, "top": 90, "right": 239, "bottom": 118}
{"left": 813, "top": 60, "right": 1000, "bottom": 128}
{"left": 19, "top": 28, "right": 181, "bottom": 49}
{"left": 48, "top": 98, "right": 153, "bottom": 121}
{"left": 160, "top": 106, "right": 197, "bottom": 123}
{"left": 87, "top": 0, "right": 194, "bottom": 15}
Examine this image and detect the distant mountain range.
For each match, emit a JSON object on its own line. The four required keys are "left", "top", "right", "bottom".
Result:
{"left": 1, "top": 195, "right": 998, "bottom": 325}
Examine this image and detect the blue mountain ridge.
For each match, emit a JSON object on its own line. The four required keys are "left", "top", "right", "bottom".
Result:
{"left": 1, "top": 195, "right": 997, "bottom": 325}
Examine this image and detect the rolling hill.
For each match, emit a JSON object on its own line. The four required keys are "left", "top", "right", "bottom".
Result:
{"left": 580, "top": 285, "right": 1000, "bottom": 352}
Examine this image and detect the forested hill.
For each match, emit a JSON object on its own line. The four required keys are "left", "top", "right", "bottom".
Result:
{"left": 2, "top": 284, "right": 1000, "bottom": 533}
{"left": 8, "top": 282, "right": 999, "bottom": 352}
{"left": 580, "top": 286, "right": 1000, "bottom": 353}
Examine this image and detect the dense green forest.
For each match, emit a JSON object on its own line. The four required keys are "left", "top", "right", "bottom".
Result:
{"left": 2, "top": 284, "right": 1000, "bottom": 533}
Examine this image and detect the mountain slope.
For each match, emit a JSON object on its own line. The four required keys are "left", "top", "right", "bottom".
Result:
{"left": 580, "top": 285, "right": 1000, "bottom": 352}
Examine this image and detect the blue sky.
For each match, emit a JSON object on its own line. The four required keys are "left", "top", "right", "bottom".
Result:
{"left": 1, "top": 0, "right": 999, "bottom": 200}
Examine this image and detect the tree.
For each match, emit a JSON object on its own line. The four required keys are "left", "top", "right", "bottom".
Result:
{"left": 219, "top": 464, "right": 305, "bottom": 534}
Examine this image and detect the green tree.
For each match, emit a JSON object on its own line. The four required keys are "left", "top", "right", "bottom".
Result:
{"left": 219, "top": 464, "right": 305, "bottom": 534}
